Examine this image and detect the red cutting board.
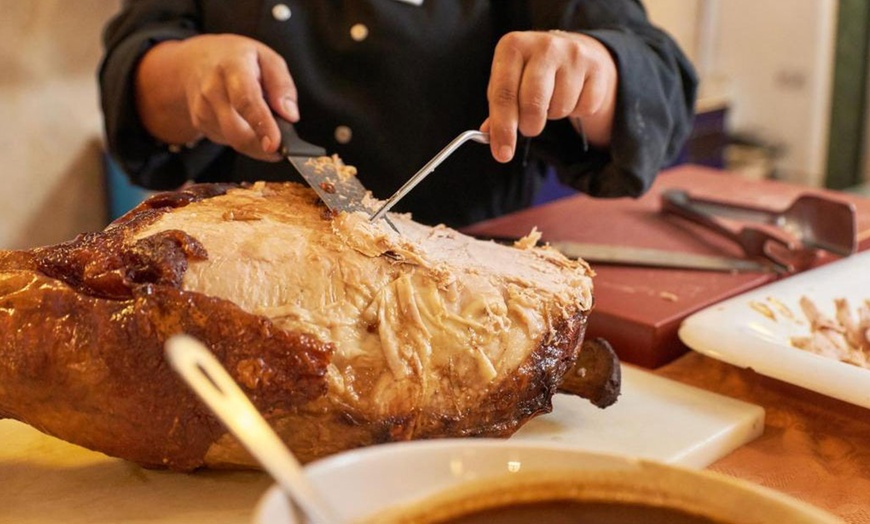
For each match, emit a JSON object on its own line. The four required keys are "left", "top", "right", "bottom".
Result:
{"left": 464, "top": 165, "right": 870, "bottom": 368}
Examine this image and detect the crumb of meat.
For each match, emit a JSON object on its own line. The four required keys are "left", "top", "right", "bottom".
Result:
{"left": 305, "top": 155, "right": 358, "bottom": 180}
{"left": 333, "top": 155, "right": 358, "bottom": 179}
{"left": 514, "top": 227, "right": 542, "bottom": 250}
{"left": 767, "top": 296, "right": 796, "bottom": 320}
{"left": 750, "top": 300, "right": 776, "bottom": 321}
{"left": 659, "top": 291, "right": 679, "bottom": 302}
{"left": 360, "top": 192, "right": 388, "bottom": 214}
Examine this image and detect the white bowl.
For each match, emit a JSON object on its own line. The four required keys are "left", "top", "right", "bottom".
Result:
{"left": 252, "top": 439, "right": 842, "bottom": 523}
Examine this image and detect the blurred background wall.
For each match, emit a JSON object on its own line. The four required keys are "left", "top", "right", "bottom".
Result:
{"left": 647, "top": 0, "right": 842, "bottom": 188}
{"left": 0, "top": 0, "right": 121, "bottom": 249}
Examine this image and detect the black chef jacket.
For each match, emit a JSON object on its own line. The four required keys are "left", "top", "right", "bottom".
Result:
{"left": 100, "top": 0, "right": 697, "bottom": 228}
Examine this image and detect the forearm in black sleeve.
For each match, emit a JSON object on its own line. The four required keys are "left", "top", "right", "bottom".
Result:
{"left": 99, "top": 0, "right": 224, "bottom": 190}
{"left": 529, "top": 0, "right": 699, "bottom": 198}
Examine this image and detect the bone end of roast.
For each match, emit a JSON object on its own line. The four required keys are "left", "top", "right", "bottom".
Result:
{"left": 559, "top": 337, "right": 621, "bottom": 408}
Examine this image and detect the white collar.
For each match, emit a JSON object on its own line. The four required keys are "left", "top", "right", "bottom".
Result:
{"left": 392, "top": 0, "right": 424, "bottom": 5}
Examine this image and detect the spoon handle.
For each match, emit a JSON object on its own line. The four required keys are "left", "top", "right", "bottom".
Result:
{"left": 165, "top": 334, "right": 344, "bottom": 524}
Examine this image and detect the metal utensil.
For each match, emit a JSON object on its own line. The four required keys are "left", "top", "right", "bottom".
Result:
{"left": 475, "top": 235, "right": 775, "bottom": 273}
{"left": 370, "top": 130, "right": 490, "bottom": 222}
{"left": 662, "top": 189, "right": 814, "bottom": 273}
{"left": 276, "top": 116, "right": 367, "bottom": 213}
{"left": 663, "top": 189, "right": 857, "bottom": 257}
{"left": 548, "top": 240, "right": 776, "bottom": 273}
{"left": 276, "top": 116, "right": 398, "bottom": 232}
{"left": 165, "top": 335, "right": 345, "bottom": 524}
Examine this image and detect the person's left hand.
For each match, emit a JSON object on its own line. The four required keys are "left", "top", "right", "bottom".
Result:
{"left": 482, "top": 30, "right": 618, "bottom": 163}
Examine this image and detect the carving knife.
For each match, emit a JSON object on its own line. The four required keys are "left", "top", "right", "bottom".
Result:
{"left": 275, "top": 117, "right": 398, "bottom": 231}
{"left": 548, "top": 240, "right": 777, "bottom": 273}
{"left": 478, "top": 236, "right": 776, "bottom": 273}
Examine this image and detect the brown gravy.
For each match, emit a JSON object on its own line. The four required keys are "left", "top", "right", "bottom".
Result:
{"left": 361, "top": 469, "right": 771, "bottom": 524}
{"left": 437, "top": 499, "right": 724, "bottom": 524}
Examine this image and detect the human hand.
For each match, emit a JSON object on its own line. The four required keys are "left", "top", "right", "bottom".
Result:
{"left": 482, "top": 31, "right": 618, "bottom": 163}
{"left": 137, "top": 34, "right": 297, "bottom": 161}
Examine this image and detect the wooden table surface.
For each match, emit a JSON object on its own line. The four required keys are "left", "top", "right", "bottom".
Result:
{"left": 656, "top": 352, "right": 870, "bottom": 522}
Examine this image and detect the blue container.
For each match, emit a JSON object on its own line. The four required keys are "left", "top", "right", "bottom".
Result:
{"left": 103, "top": 153, "right": 154, "bottom": 221}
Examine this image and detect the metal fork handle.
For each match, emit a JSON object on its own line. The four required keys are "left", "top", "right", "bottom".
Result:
{"left": 165, "top": 335, "right": 344, "bottom": 524}
{"left": 370, "top": 131, "right": 490, "bottom": 222}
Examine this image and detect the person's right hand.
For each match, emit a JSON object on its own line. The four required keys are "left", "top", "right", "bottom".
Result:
{"left": 136, "top": 34, "right": 298, "bottom": 161}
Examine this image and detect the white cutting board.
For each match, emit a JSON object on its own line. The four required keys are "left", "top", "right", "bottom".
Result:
{"left": 0, "top": 367, "right": 763, "bottom": 524}
{"left": 514, "top": 365, "right": 765, "bottom": 468}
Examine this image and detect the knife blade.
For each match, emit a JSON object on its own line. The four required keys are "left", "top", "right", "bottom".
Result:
{"left": 276, "top": 117, "right": 370, "bottom": 213}
{"left": 474, "top": 235, "right": 775, "bottom": 273}
{"left": 549, "top": 240, "right": 775, "bottom": 273}
{"left": 276, "top": 117, "right": 398, "bottom": 231}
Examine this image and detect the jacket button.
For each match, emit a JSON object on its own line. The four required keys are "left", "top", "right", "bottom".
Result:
{"left": 335, "top": 125, "right": 353, "bottom": 144}
{"left": 271, "top": 4, "right": 292, "bottom": 21}
{"left": 350, "top": 23, "right": 369, "bottom": 42}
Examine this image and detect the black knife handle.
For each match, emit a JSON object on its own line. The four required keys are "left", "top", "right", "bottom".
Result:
{"left": 274, "top": 115, "right": 326, "bottom": 157}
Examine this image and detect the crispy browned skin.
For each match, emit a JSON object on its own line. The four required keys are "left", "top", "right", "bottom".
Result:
{"left": 0, "top": 182, "right": 606, "bottom": 470}
{"left": 0, "top": 185, "right": 331, "bottom": 470}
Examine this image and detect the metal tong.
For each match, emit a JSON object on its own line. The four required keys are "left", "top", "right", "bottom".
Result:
{"left": 661, "top": 189, "right": 857, "bottom": 273}
{"left": 370, "top": 130, "right": 490, "bottom": 222}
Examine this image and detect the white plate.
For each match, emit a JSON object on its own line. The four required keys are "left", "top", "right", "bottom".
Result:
{"left": 680, "top": 251, "right": 870, "bottom": 409}
{"left": 252, "top": 439, "right": 841, "bottom": 523}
